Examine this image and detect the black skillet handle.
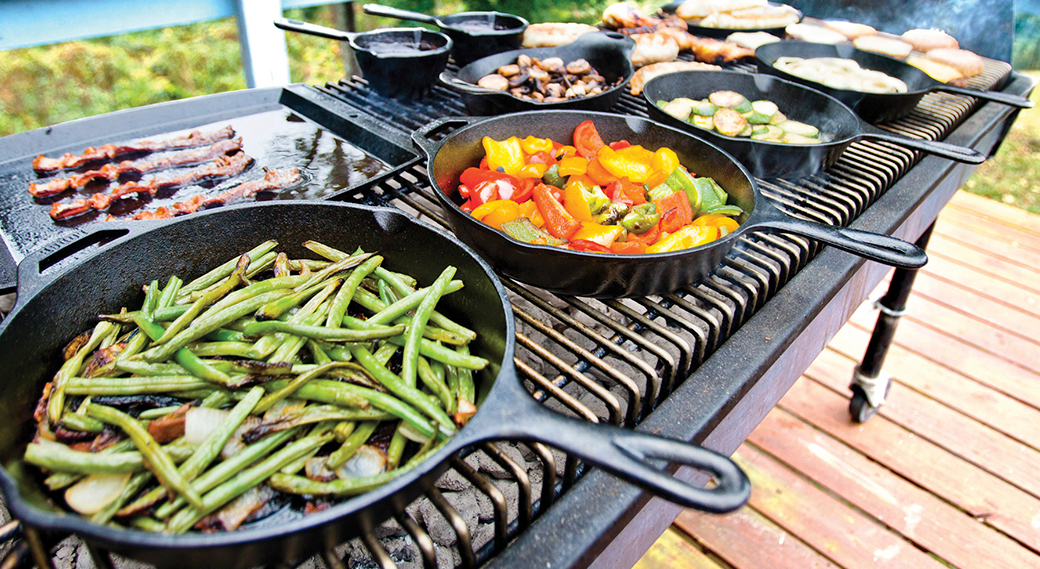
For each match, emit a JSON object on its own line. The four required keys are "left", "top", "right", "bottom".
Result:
{"left": 15, "top": 221, "right": 152, "bottom": 300}
{"left": 929, "top": 85, "right": 1034, "bottom": 109}
{"left": 274, "top": 18, "right": 357, "bottom": 42}
{"left": 411, "top": 115, "right": 486, "bottom": 159}
{"left": 502, "top": 408, "right": 750, "bottom": 512}
{"left": 758, "top": 217, "right": 927, "bottom": 269}
{"left": 362, "top": 4, "right": 441, "bottom": 26}
{"left": 438, "top": 72, "right": 494, "bottom": 95}
{"left": 858, "top": 130, "right": 985, "bottom": 164}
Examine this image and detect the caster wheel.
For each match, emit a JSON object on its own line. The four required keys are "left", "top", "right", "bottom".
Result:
{"left": 849, "top": 377, "right": 892, "bottom": 423}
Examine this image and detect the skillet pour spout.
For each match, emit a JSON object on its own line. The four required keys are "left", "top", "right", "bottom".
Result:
{"left": 0, "top": 201, "right": 750, "bottom": 568}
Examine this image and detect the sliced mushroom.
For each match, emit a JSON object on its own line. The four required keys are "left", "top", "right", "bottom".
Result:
{"left": 508, "top": 70, "right": 530, "bottom": 88}
{"left": 517, "top": 54, "right": 532, "bottom": 68}
{"left": 538, "top": 57, "right": 565, "bottom": 72}
{"left": 477, "top": 74, "right": 509, "bottom": 91}
{"left": 497, "top": 64, "right": 521, "bottom": 77}
{"left": 566, "top": 58, "right": 591, "bottom": 74}
{"left": 545, "top": 83, "right": 566, "bottom": 98}
{"left": 529, "top": 67, "right": 550, "bottom": 82}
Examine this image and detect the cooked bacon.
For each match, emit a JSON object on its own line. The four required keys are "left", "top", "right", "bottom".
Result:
{"left": 617, "top": 25, "right": 755, "bottom": 63}
{"left": 146, "top": 403, "right": 191, "bottom": 444}
{"left": 49, "top": 152, "right": 254, "bottom": 219}
{"left": 32, "top": 126, "right": 236, "bottom": 173}
{"left": 29, "top": 138, "right": 243, "bottom": 198}
{"left": 603, "top": 2, "right": 687, "bottom": 31}
{"left": 172, "top": 167, "right": 300, "bottom": 215}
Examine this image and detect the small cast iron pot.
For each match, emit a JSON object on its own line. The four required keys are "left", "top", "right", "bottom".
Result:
{"left": 642, "top": 70, "right": 984, "bottom": 179}
{"left": 413, "top": 111, "right": 927, "bottom": 298}
{"left": 362, "top": 4, "right": 528, "bottom": 66}
{"left": 439, "top": 32, "right": 635, "bottom": 116}
{"left": 275, "top": 19, "right": 452, "bottom": 99}
{"left": 755, "top": 41, "right": 1033, "bottom": 123}
{"left": 0, "top": 202, "right": 749, "bottom": 568}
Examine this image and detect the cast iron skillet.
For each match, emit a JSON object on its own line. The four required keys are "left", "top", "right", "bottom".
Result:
{"left": 362, "top": 4, "right": 528, "bottom": 66}
{"left": 413, "top": 110, "right": 926, "bottom": 298}
{"left": 0, "top": 202, "right": 749, "bottom": 568}
{"left": 755, "top": 41, "right": 1034, "bottom": 123}
{"left": 274, "top": 19, "right": 451, "bottom": 99}
{"left": 439, "top": 32, "right": 635, "bottom": 116}
{"left": 642, "top": 70, "right": 985, "bottom": 179}
{"left": 660, "top": 0, "right": 802, "bottom": 39}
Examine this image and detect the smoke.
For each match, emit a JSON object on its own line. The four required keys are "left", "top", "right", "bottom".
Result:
{"left": 788, "top": 0, "right": 1014, "bottom": 61}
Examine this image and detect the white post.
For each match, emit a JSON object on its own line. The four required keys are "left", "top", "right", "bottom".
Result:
{"left": 234, "top": 0, "right": 292, "bottom": 88}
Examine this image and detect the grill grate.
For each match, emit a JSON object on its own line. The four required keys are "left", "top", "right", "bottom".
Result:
{"left": 10, "top": 54, "right": 1012, "bottom": 569}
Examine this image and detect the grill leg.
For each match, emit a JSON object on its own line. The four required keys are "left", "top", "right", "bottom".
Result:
{"left": 850, "top": 222, "right": 935, "bottom": 423}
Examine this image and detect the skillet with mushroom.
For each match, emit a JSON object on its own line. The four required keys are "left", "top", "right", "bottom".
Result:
{"left": 477, "top": 55, "right": 623, "bottom": 103}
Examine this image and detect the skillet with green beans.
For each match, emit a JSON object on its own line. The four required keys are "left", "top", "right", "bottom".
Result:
{"left": 658, "top": 90, "right": 822, "bottom": 144}
{"left": 25, "top": 239, "right": 484, "bottom": 534}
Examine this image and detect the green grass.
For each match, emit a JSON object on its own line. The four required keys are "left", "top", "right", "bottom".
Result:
{"left": 961, "top": 72, "right": 1040, "bottom": 214}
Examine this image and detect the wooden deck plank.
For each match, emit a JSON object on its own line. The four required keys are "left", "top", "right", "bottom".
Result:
{"left": 747, "top": 407, "right": 1040, "bottom": 569}
{"left": 804, "top": 347, "right": 1040, "bottom": 497}
{"left": 633, "top": 527, "right": 728, "bottom": 569}
{"left": 734, "top": 445, "right": 951, "bottom": 569}
{"left": 918, "top": 254, "right": 1040, "bottom": 321}
{"left": 673, "top": 504, "right": 841, "bottom": 569}
{"left": 947, "top": 191, "right": 1040, "bottom": 238}
{"left": 777, "top": 377, "right": 1040, "bottom": 551}
{"left": 937, "top": 201, "right": 1040, "bottom": 251}
{"left": 826, "top": 322, "right": 1040, "bottom": 450}
{"left": 932, "top": 218, "right": 1040, "bottom": 272}
{"left": 910, "top": 271, "right": 1040, "bottom": 342}
{"left": 847, "top": 303, "right": 1040, "bottom": 408}
{"left": 927, "top": 237, "right": 1040, "bottom": 295}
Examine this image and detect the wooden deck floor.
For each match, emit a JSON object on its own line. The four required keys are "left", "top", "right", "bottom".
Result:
{"left": 635, "top": 190, "right": 1040, "bottom": 569}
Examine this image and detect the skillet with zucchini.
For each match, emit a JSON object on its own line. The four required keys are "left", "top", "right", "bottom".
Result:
{"left": 658, "top": 90, "right": 822, "bottom": 145}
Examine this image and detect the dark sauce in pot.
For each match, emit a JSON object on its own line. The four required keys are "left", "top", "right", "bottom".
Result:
{"left": 364, "top": 39, "right": 441, "bottom": 56}
{"left": 451, "top": 20, "right": 513, "bottom": 32}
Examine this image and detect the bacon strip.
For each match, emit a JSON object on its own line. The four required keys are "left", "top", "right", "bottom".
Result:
{"left": 50, "top": 152, "right": 254, "bottom": 220}
{"left": 29, "top": 138, "right": 243, "bottom": 198}
{"left": 32, "top": 126, "right": 235, "bottom": 173}
{"left": 171, "top": 168, "right": 301, "bottom": 215}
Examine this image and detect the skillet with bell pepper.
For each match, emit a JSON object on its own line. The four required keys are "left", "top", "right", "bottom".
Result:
{"left": 450, "top": 120, "right": 744, "bottom": 255}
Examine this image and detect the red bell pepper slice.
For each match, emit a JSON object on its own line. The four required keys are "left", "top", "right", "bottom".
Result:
{"left": 570, "top": 239, "right": 611, "bottom": 253}
{"left": 461, "top": 168, "right": 527, "bottom": 205}
{"left": 654, "top": 190, "right": 693, "bottom": 234}
{"left": 610, "top": 241, "right": 647, "bottom": 254}
{"left": 609, "top": 140, "right": 632, "bottom": 151}
{"left": 527, "top": 151, "right": 557, "bottom": 167}
{"left": 479, "top": 156, "right": 490, "bottom": 170}
{"left": 604, "top": 181, "right": 632, "bottom": 206}
{"left": 573, "top": 121, "right": 606, "bottom": 158}
{"left": 460, "top": 199, "right": 475, "bottom": 213}
{"left": 532, "top": 183, "right": 581, "bottom": 239}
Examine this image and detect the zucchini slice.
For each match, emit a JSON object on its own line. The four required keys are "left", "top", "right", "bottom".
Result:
{"left": 662, "top": 98, "right": 696, "bottom": 121}
{"left": 751, "top": 100, "right": 779, "bottom": 118}
{"left": 712, "top": 108, "right": 748, "bottom": 137}
{"left": 778, "top": 120, "right": 820, "bottom": 138}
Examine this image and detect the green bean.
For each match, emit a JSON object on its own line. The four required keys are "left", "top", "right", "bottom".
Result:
{"left": 200, "top": 391, "right": 231, "bottom": 409}
{"left": 129, "top": 517, "right": 167, "bottom": 532}
{"left": 296, "top": 252, "right": 373, "bottom": 293}
{"left": 203, "top": 328, "right": 246, "bottom": 343}
{"left": 385, "top": 423, "right": 408, "bottom": 470}
{"left": 255, "top": 279, "right": 338, "bottom": 321}
{"left": 101, "top": 304, "right": 192, "bottom": 325}
{"left": 173, "top": 349, "right": 232, "bottom": 386}
{"left": 86, "top": 404, "right": 204, "bottom": 510}
{"left": 308, "top": 340, "right": 332, "bottom": 365}
{"left": 342, "top": 315, "right": 467, "bottom": 346}
{"left": 280, "top": 421, "right": 337, "bottom": 475}
{"left": 377, "top": 278, "right": 397, "bottom": 306}
{"left": 250, "top": 280, "right": 339, "bottom": 360}
{"left": 153, "top": 426, "right": 302, "bottom": 520}
{"left": 157, "top": 255, "right": 249, "bottom": 344}
{"left": 351, "top": 285, "right": 475, "bottom": 342}
{"left": 166, "top": 431, "right": 333, "bottom": 533}
{"left": 373, "top": 343, "right": 398, "bottom": 368}
{"left": 177, "top": 240, "right": 278, "bottom": 299}
{"left": 266, "top": 301, "right": 332, "bottom": 364}
{"left": 326, "top": 420, "right": 378, "bottom": 470}
{"left": 361, "top": 280, "right": 464, "bottom": 326}
{"left": 188, "top": 342, "right": 259, "bottom": 358}
{"left": 243, "top": 321, "right": 406, "bottom": 343}
{"left": 326, "top": 255, "right": 383, "bottom": 329}
{"left": 48, "top": 320, "right": 119, "bottom": 424}
{"left": 142, "top": 289, "right": 294, "bottom": 362}
{"left": 65, "top": 376, "right": 212, "bottom": 396}
{"left": 92, "top": 471, "right": 153, "bottom": 525}
{"left": 116, "top": 360, "right": 187, "bottom": 376}
{"left": 141, "top": 279, "right": 160, "bottom": 317}
{"left": 333, "top": 421, "right": 357, "bottom": 442}
{"left": 416, "top": 357, "right": 452, "bottom": 413}
{"left": 59, "top": 413, "right": 105, "bottom": 433}
{"left": 457, "top": 345, "right": 476, "bottom": 404}
{"left": 157, "top": 276, "right": 183, "bottom": 310}
{"left": 25, "top": 443, "right": 143, "bottom": 474}
{"left": 272, "top": 252, "right": 290, "bottom": 277}
{"left": 384, "top": 335, "right": 488, "bottom": 370}
{"left": 402, "top": 266, "right": 456, "bottom": 387}
{"left": 198, "top": 276, "right": 308, "bottom": 321}
{"left": 349, "top": 344, "right": 455, "bottom": 436}
{"left": 138, "top": 406, "right": 184, "bottom": 420}
{"left": 255, "top": 362, "right": 354, "bottom": 414}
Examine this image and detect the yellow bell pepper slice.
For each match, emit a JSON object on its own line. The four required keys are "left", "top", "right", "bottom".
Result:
{"left": 572, "top": 222, "right": 625, "bottom": 247}
{"left": 651, "top": 147, "right": 680, "bottom": 176}
{"left": 555, "top": 145, "right": 578, "bottom": 160}
{"left": 693, "top": 213, "right": 741, "bottom": 235}
{"left": 521, "top": 136, "right": 554, "bottom": 155}
{"left": 482, "top": 136, "right": 525, "bottom": 176}
{"left": 517, "top": 163, "right": 549, "bottom": 179}
{"left": 558, "top": 156, "right": 589, "bottom": 177}
{"left": 597, "top": 145, "right": 653, "bottom": 183}
{"left": 472, "top": 200, "right": 522, "bottom": 229}
{"left": 646, "top": 224, "right": 718, "bottom": 253}
{"left": 563, "top": 180, "right": 595, "bottom": 223}
{"left": 518, "top": 200, "right": 545, "bottom": 227}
